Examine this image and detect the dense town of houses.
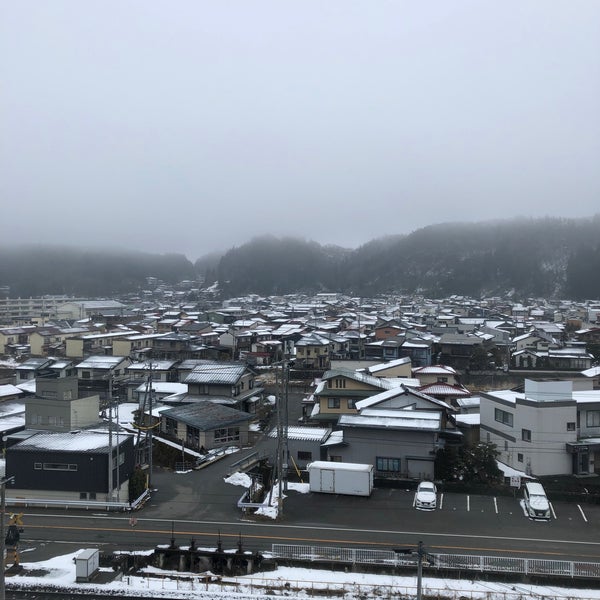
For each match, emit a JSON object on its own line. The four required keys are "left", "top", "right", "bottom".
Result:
{"left": 0, "top": 281, "right": 600, "bottom": 506}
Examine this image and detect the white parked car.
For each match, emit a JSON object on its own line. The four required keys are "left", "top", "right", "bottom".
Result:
{"left": 523, "top": 481, "right": 551, "bottom": 520}
{"left": 415, "top": 481, "right": 437, "bottom": 510}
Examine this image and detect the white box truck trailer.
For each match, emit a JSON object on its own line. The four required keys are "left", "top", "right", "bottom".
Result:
{"left": 307, "top": 461, "right": 374, "bottom": 496}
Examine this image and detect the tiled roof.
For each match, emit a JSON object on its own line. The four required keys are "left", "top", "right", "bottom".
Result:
{"left": 185, "top": 363, "right": 248, "bottom": 385}
{"left": 161, "top": 401, "right": 251, "bottom": 431}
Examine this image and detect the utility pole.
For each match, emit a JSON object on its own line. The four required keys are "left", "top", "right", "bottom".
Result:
{"left": 148, "top": 360, "right": 153, "bottom": 489}
{"left": 282, "top": 358, "right": 289, "bottom": 495}
{"left": 107, "top": 375, "right": 113, "bottom": 505}
{"left": 274, "top": 357, "right": 289, "bottom": 516}
{"left": 275, "top": 361, "right": 283, "bottom": 516}
{"left": 115, "top": 396, "right": 120, "bottom": 503}
{"left": 393, "top": 540, "right": 431, "bottom": 600}
{"left": 416, "top": 540, "right": 424, "bottom": 600}
{"left": 0, "top": 476, "right": 15, "bottom": 600}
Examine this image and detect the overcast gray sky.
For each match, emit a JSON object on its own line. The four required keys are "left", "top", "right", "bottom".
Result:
{"left": 2, "top": 1, "right": 599, "bottom": 261}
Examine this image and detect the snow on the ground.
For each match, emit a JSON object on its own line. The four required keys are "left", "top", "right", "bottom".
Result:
{"left": 225, "top": 472, "right": 253, "bottom": 487}
{"left": 497, "top": 460, "right": 535, "bottom": 480}
{"left": 224, "top": 475, "right": 310, "bottom": 520}
{"left": 10, "top": 549, "right": 600, "bottom": 600}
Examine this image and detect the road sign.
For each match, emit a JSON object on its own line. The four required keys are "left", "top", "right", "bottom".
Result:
{"left": 510, "top": 475, "right": 521, "bottom": 488}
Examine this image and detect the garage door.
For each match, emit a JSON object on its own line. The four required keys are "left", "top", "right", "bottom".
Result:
{"left": 406, "top": 458, "right": 434, "bottom": 480}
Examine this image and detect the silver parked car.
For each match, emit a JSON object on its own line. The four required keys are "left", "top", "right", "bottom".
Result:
{"left": 415, "top": 481, "right": 437, "bottom": 510}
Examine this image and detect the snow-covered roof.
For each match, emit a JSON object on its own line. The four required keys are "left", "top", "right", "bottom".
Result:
{"left": 75, "top": 356, "right": 129, "bottom": 369}
{"left": 418, "top": 382, "right": 471, "bottom": 397}
{"left": 456, "top": 396, "right": 481, "bottom": 408}
{"left": 573, "top": 391, "right": 600, "bottom": 404}
{"left": 0, "top": 384, "right": 23, "bottom": 399}
{"left": 268, "top": 426, "right": 330, "bottom": 442}
{"left": 11, "top": 430, "right": 131, "bottom": 453}
{"left": 455, "top": 413, "right": 480, "bottom": 426}
{"left": 412, "top": 364, "right": 457, "bottom": 375}
{"left": 367, "top": 357, "right": 411, "bottom": 373}
{"left": 322, "top": 369, "right": 401, "bottom": 390}
{"left": 134, "top": 382, "right": 188, "bottom": 394}
{"left": 307, "top": 461, "right": 372, "bottom": 472}
{"left": 185, "top": 363, "right": 247, "bottom": 385}
{"left": 321, "top": 430, "right": 344, "bottom": 446}
{"left": 127, "top": 361, "right": 178, "bottom": 371}
{"left": 339, "top": 410, "right": 440, "bottom": 431}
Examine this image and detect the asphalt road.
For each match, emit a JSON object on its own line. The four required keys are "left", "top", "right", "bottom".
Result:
{"left": 12, "top": 444, "right": 600, "bottom": 566}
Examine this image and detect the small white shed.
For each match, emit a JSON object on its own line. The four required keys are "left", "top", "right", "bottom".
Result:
{"left": 76, "top": 548, "right": 100, "bottom": 582}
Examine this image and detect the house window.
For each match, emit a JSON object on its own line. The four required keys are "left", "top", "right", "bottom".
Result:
{"left": 298, "top": 451, "right": 312, "bottom": 461}
{"left": 494, "top": 408, "right": 513, "bottom": 427}
{"left": 80, "top": 492, "right": 88, "bottom": 500}
{"left": 34, "top": 463, "right": 42, "bottom": 470}
{"left": 165, "top": 417, "right": 177, "bottom": 436}
{"left": 334, "top": 378, "right": 346, "bottom": 389}
{"left": 586, "top": 411, "right": 600, "bottom": 427}
{"left": 43, "top": 463, "right": 77, "bottom": 471}
{"left": 504, "top": 441, "right": 508, "bottom": 451}
{"left": 81, "top": 371, "right": 90, "bottom": 379}
{"left": 214, "top": 427, "right": 240, "bottom": 443}
{"left": 437, "top": 377, "right": 448, "bottom": 383}
{"left": 327, "top": 398, "right": 340, "bottom": 409}
{"left": 187, "top": 426, "right": 200, "bottom": 448}
{"left": 517, "top": 453, "right": 524, "bottom": 463}
{"left": 522, "top": 429, "right": 532, "bottom": 442}
{"left": 347, "top": 399, "right": 356, "bottom": 409}
{"left": 329, "top": 455, "right": 342, "bottom": 462}
{"left": 567, "top": 422, "right": 576, "bottom": 431}
{"left": 376, "top": 457, "right": 401, "bottom": 473}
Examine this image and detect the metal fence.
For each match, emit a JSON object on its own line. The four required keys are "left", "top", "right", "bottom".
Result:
{"left": 115, "top": 572, "right": 600, "bottom": 600}
{"left": 272, "top": 544, "right": 409, "bottom": 566}
{"left": 272, "top": 544, "right": 600, "bottom": 580}
{"left": 5, "top": 488, "right": 150, "bottom": 512}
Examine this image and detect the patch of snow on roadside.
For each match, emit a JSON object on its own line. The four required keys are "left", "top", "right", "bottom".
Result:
{"left": 224, "top": 472, "right": 252, "bottom": 487}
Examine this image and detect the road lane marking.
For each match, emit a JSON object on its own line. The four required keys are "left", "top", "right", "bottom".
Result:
{"left": 26, "top": 518, "right": 600, "bottom": 548}
{"left": 22, "top": 524, "right": 600, "bottom": 560}
{"left": 578, "top": 504, "right": 588, "bottom": 523}
{"left": 439, "top": 493, "right": 444, "bottom": 510}
{"left": 494, "top": 497, "right": 498, "bottom": 514}
{"left": 550, "top": 502, "right": 557, "bottom": 520}
{"left": 467, "top": 495, "right": 470, "bottom": 511}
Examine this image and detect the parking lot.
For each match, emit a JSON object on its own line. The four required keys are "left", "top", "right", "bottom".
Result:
{"left": 423, "top": 490, "right": 596, "bottom": 522}
{"left": 402, "top": 486, "right": 597, "bottom": 522}
{"left": 282, "top": 482, "right": 600, "bottom": 549}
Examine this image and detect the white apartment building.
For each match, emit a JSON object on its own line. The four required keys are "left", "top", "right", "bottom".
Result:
{"left": 480, "top": 379, "right": 600, "bottom": 477}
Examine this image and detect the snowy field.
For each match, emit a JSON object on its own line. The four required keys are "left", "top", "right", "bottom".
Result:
{"left": 7, "top": 549, "right": 600, "bottom": 600}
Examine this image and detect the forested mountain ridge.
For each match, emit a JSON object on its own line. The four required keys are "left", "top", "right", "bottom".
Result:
{"left": 0, "top": 246, "right": 195, "bottom": 297}
{"left": 206, "top": 216, "right": 600, "bottom": 299}
{"left": 2, "top": 217, "right": 600, "bottom": 299}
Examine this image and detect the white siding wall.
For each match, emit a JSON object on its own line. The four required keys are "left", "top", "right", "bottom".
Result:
{"left": 516, "top": 402, "right": 576, "bottom": 476}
